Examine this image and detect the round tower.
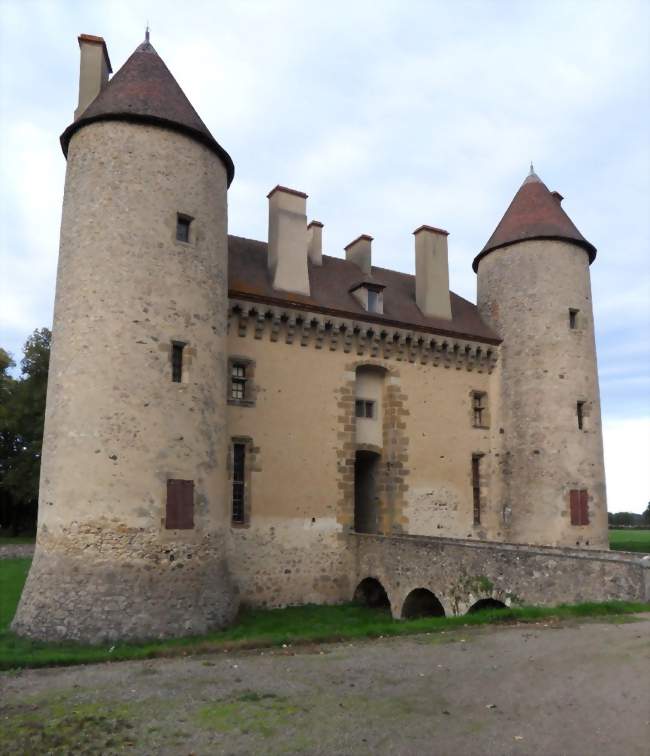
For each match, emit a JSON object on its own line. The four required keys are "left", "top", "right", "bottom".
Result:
{"left": 475, "top": 168, "right": 608, "bottom": 549}
{"left": 12, "top": 35, "right": 239, "bottom": 641}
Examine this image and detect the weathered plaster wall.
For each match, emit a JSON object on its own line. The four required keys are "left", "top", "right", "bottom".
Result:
{"left": 352, "top": 533, "right": 649, "bottom": 618}
{"left": 13, "top": 121, "right": 238, "bottom": 642}
{"left": 477, "top": 240, "right": 608, "bottom": 549}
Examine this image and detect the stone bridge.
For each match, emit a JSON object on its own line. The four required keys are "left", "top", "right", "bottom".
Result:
{"left": 349, "top": 533, "right": 650, "bottom": 618}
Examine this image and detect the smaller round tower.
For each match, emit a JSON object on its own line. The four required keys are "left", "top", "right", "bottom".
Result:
{"left": 12, "top": 34, "right": 239, "bottom": 642}
{"left": 475, "top": 168, "right": 608, "bottom": 549}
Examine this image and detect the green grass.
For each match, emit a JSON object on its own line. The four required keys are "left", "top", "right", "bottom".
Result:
{"left": 1, "top": 557, "right": 648, "bottom": 671}
{"left": 609, "top": 529, "right": 650, "bottom": 553}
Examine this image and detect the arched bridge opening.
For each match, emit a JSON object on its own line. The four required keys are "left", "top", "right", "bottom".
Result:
{"left": 354, "top": 577, "right": 390, "bottom": 610}
{"left": 467, "top": 598, "right": 507, "bottom": 614}
{"left": 401, "top": 588, "right": 445, "bottom": 619}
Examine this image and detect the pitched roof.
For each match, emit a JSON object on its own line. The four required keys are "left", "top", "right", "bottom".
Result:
{"left": 228, "top": 236, "right": 500, "bottom": 345}
{"left": 472, "top": 170, "right": 596, "bottom": 271}
{"left": 60, "top": 39, "right": 234, "bottom": 185}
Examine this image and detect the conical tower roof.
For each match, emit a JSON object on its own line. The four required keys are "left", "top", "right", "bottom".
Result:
{"left": 472, "top": 168, "right": 595, "bottom": 271}
{"left": 60, "top": 37, "right": 234, "bottom": 185}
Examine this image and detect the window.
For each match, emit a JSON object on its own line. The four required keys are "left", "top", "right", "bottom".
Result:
{"left": 569, "top": 489, "right": 589, "bottom": 525}
{"left": 171, "top": 342, "right": 185, "bottom": 383}
{"left": 569, "top": 309, "right": 579, "bottom": 329}
{"left": 576, "top": 401, "right": 585, "bottom": 430}
{"left": 472, "top": 455, "right": 482, "bottom": 525}
{"left": 176, "top": 214, "right": 192, "bottom": 243}
{"left": 472, "top": 392, "right": 487, "bottom": 427}
{"left": 232, "top": 443, "right": 246, "bottom": 524}
{"left": 231, "top": 363, "right": 247, "bottom": 401}
{"left": 367, "top": 289, "right": 380, "bottom": 313}
{"left": 166, "top": 479, "right": 194, "bottom": 529}
{"left": 355, "top": 399, "right": 375, "bottom": 418}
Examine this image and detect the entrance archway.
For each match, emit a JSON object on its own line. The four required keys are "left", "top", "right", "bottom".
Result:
{"left": 401, "top": 588, "right": 445, "bottom": 619}
{"left": 354, "top": 450, "right": 380, "bottom": 533}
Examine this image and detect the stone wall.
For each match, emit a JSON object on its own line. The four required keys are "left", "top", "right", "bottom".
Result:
{"left": 351, "top": 533, "right": 649, "bottom": 618}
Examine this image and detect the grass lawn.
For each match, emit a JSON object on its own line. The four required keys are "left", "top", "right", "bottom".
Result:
{"left": 0, "top": 536, "right": 35, "bottom": 546}
{"left": 609, "top": 529, "right": 650, "bottom": 553}
{"left": 1, "top": 557, "right": 648, "bottom": 671}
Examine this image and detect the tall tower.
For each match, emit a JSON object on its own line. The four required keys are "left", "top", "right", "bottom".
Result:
{"left": 475, "top": 169, "right": 608, "bottom": 549}
{"left": 12, "top": 34, "right": 239, "bottom": 641}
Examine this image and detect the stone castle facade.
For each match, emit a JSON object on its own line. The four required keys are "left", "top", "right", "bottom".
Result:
{"left": 13, "top": 33, "right": 614, "bottom": 642}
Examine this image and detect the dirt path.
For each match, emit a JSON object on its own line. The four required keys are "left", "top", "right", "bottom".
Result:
{"left": 2, "top": 615, "right": 649, "bottom": 755}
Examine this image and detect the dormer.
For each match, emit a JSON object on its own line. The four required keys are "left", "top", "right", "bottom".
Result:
{"left": 349, "top": 279, "right": 386, "bottom": 314}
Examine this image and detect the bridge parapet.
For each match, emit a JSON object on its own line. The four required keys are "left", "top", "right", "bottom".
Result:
{"left": 350, "top": 533, "right": 649, "bottom": 618}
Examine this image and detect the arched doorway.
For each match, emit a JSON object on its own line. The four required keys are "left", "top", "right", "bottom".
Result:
{"left": 354, "top": 450, "right": 380, "bottom": 533}
{"left": 467, "top": 598, "right": 507, "bottom": 614}
{"left": 353, "top": 577, "right": 390, "bottom": 609}
{"left": 401, "top": 588, "right": 445, "bottom": 619}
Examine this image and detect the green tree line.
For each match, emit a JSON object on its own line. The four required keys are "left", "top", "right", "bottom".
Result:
{"left": 0, "top": 328, "right": 50, "bottom": 535}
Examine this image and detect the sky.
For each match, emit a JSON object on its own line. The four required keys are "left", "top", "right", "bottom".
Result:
{"left": 0, "top": 0, "right": 648, "bottom": 513}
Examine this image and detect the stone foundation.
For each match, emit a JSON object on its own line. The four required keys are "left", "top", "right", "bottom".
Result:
{"left": 12, "top": 526, "right": 238, "bottom": 643}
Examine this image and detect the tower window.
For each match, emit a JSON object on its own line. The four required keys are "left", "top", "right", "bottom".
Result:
{"left": 165, "top": 479, "right": 194, "bottom": 529}
{"left": 569, "top": 309, "right": 579, "bottom": 329}
{"left": 472, "top": 392, "right": 488, "bottom": 427}
{"left": 472, "top": 454, "right": 482, "bottom": 525}
{"left": 171, "top": 342, "right": 185, "bottom": 383}
{"left": 176, "top": 214, "right": 192, "bottom": 243}
{"left": 355, "top": 399, "right": 375, "bottom": 418}
{"left": 569, "top": 489, "right": 589, "bottom": 525}
{"left": 577, "top": 401, "right": 585, "bottom": 430}
{"left": 231, "top": 363, "right": 247, "bottom": 401}
{"left": 232, "top": 442, "right": 246, "bottom": 524}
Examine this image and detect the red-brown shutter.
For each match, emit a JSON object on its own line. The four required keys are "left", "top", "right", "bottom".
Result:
{"left": 579, "top": 489, "right": 589, "bottom": 525}
{"left": 166, "top": 479, "right": 194, "bottom": 529}
{"left": 569, "top": 489, "right": 580, "bottom": 525}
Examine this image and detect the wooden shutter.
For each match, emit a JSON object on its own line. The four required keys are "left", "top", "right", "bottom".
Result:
{"left": 166, "top": 479, "right": 194, "bottom": 529}
{"left": 579, "top": 489, "right": 589, "bottom": 525}
{"left": 569, "top": 489, "right": 581, "bottom": 525}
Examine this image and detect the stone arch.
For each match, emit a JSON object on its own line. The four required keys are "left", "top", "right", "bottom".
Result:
{"left": 401, "top": 588, "right": 445, "bottom": 619}
{"left": 353, "top": 577, "right": 390, "bottom": 609}
{"left": 467, "top": 598, "right": 507, "bottom": 614}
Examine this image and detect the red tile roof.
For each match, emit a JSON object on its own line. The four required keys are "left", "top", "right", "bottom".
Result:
{"left": 60, "top": 40, "right": 234, "bottom": 185}
{"left": 473, "top": 172, "right": 596, "bottom": 271}
{"left": 228, "top": 235, "right": 500, "bottom": 345}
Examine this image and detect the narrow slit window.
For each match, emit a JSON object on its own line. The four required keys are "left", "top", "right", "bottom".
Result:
{"left": 569, "top": 308, "right": 579, "bottom": 329}
{"left": 231, "top": 363, "right": 247, "bottom": 401}
{"left": 472, "top": 392, "right": 486, "bottom": 427}
{"left": 577, "top": 401, "right": 585, "bottom": 430}
{"left": 171, "top": 342, "right": 185, "bottom": 383}
{"left": 472, "top": 455, "right": 481, "bottom": 525}
{"left": 176, "top": 214, "right": 192, "bottom": 243}
{"left": 232, "top": 442, "right": 246, "bottom": 524}
{"left": 355, "top": 399, "right": 375, "bottom": 418}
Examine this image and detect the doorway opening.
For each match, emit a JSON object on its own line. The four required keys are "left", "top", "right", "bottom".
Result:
{"left": 354, "top": 450, "right": 380, "bottom": 534}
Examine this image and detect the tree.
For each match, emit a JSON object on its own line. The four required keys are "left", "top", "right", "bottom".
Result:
{"left": 0, "top": 328, "right": 50, "bottom": 534}
{"left": 642, "top": 503, "right": 650, "bottom": 527}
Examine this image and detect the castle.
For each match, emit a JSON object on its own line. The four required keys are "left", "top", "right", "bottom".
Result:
{"left": 16, "top": 32, "right": 639, "bottom": 644}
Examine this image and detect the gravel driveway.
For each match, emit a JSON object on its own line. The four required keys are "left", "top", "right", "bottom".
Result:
{"left": 1, "top": 615, "right": 649, "bottom": 755}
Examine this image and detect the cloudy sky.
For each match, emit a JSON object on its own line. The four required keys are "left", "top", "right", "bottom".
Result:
{"left": 0, "top": 0, "right": 648, "bottom": 512}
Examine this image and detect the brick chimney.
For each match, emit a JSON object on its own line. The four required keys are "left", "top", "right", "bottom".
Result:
{"left": 267, "top": 186, "right": 310, "bottom": 296}
{"left": 74, "top": 34, "right": 112, "bottom": 120}
{"left": 413, "top": 225, "right": 452, "bottom": 320}
{"left": 345, "top": 234, "right": 373, "bottom": 275}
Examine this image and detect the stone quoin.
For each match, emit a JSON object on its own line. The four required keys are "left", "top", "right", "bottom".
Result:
{"left": 12, "top": 34, "right": 648, "bottom": 643}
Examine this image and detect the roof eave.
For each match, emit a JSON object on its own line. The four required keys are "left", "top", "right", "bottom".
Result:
{"left": 60, "top": 112, "right": 235, "bottom": 187}
{"left": 472, "top": 235, "right": 597, "bottom": 273}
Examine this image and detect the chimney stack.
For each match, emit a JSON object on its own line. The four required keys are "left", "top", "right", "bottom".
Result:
{"left": 74, "top": 34, "right": 112, "bottom": 120}
{"left": 413, "top": 225, "right": 452, "bottom": 320}
{"left": 307, "top": 221, "right": 324, "bottom": 266}
{"left": 267, "top": 186, "right": 310, "bottom": 296}
{"left": 345, "top": 234, "right": 373, "bottom": 275}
